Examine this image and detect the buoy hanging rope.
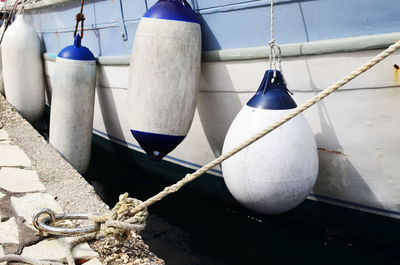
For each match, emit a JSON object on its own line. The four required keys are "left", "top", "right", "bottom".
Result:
{"left": 19, "top": 0, "right": 27, "bottom": 15}
{"left": 74, "top": 0, "right": 85, "bottom": 38}
{"left": 268, "top": 0, "right": 283, "bottom": 82}
{"left": 0, "top": 0, "right": 22, "bottom": 43}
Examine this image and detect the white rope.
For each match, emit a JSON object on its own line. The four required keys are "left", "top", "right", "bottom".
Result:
{"left": 65, "top": 234, "right": 97, "bottom": 265}
{"left": 268, "top": 0, "right": 284, "bottom": 83}
{"left": 127, "top": 39, "right": 400, "bottom": 216}
{"left": 22, "top": 0, "right": 28, "bottom": 14}
{"left": 268, "top": 0, "right": 275, "bottom": 71}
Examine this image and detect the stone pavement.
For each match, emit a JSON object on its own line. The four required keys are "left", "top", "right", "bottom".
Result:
{"left": 0, "top": 128, "right": 101, "bottom": 264}
{"left": 0, "top": 93, "right": 164, "bottom": 265}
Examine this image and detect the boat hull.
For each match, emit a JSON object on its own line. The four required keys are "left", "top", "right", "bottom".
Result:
{"left": 20, "top": 0, "right": 400, "bottom": 218}
{"left": 40, "top": 46, "right": 400, "bottom": 219}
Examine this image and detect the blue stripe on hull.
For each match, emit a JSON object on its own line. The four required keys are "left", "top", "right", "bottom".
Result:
{"left": 130, "top": 130, "right": 185, "bottom": 161}
{"left": 26, "top": 0, "right": 399, "bottom": 55}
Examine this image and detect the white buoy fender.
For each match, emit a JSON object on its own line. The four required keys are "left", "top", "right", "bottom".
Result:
{"left": 1, "top": 15, "right": 45, "bottom": 123}
{"left": 49, "top": 34, "right": 96, "bottom": 174}
{"left": 222, "top": 70, "right": 319, "bottom": 214}
{"left": 128, "top": 0, "right": 202, "bottom": 160}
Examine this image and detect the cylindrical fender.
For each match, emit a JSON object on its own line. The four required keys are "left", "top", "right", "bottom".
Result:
{"left": 128, "top": 0, "right": 202, "bottom": 161}
{"left": 49, "top": 34, "right": 96, "bottom": 174}
{"left": 2, "top": 15, "right": 45, "bottom": 123}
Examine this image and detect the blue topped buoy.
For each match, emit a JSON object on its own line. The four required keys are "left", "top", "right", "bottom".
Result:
{"left": 49, "top": 33, "right": 97, "bottom": 173}
{"left": 143, "top": 0, "right": 199, "bottom": 24}
{"left": 247, "top": 70, "right": 297, "bottom": 110}
{"left": 221, "top": 69, "right": 318, "bottom": 214}
{"left": 57, "top": 34, "right": 95, "bottom": 61}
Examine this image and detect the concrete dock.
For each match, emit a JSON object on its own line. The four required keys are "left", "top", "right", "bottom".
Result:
{"left": 0, "top": 94, "right": 164, "bottom": 264}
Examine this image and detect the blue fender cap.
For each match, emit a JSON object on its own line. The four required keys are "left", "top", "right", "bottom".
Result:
{"left": 144, "top": 0, "right": 199, "bottom": 24}
{"left": 247, "top": 70, "right": 297, "bottom": 110}
{"left": 131, "top": 130, "right": 185, "bottom": 161}
{"left": 57, "top": 34, "right": 95, "bottom": 61}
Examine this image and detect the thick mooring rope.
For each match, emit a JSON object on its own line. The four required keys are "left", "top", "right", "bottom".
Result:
{"left": 127, "top": 39, "right": 400, "bottom": 216}
{"left": 0, "top": 193, "right": 148, "bottom": 265}
{"left": 6, "top": 42, "right": 400, "bottom": 265}
{"left": 64, "top": 193, "right": 148, "bottom": 265}
{"left": 59, "top": 40, "right": 400, "bottom": 265}
{"left": 5, "top": 38, "right": 400, "bottom": 265}
{"left": 88, "top": 193, "right": 148, "bottom": 241}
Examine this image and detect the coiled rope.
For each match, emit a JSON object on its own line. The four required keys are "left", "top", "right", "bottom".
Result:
{"left": 62, "top": 193, "right": 148, "bottom": 264}
{"left": 0, "top": 193, "right": 148, "bottom": 265}
{"left": 89, "top": 193, "right": 148, "bottom": 241}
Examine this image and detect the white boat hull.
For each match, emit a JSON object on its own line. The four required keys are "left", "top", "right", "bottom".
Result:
{"left": 43, "top": 47, "right": 400, "bottom": 218}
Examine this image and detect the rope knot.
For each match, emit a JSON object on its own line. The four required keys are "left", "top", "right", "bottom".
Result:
{"left": 268, "top": 39, "right": 276, "bottom": 46}
{"left": 75, "top": 12, "right": 85, "bottom": 22}
{"left": 94, "top": 193, "right": 148, "bottom": 242}
{"left": 73, "top": 0, "right": 86, "bottom": 38}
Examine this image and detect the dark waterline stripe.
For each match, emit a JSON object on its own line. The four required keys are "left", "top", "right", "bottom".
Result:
{"left": 309, "top": 193, "right": 400, "bottom": 217}
{"left": 92, "top": 128, "right": 223, "bottom": 175}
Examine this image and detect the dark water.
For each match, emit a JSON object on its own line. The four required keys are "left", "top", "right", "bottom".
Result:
{"left": 84, "top": 139, "right": 400, "bottom": 265}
